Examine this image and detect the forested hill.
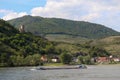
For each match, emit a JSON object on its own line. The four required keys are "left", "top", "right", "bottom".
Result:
{"left": 8, "top": 15, "right": 120, "bottom": 39}
{"left": 0, "top": 19, "right": 18, "bottom": 36}
{"left": 0, "top": 19, "right": 57, "bottom": 67}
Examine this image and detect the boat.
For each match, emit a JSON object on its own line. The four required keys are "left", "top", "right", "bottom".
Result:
{"left": 34, "top": 64, "right": 87, "bottom": 70}
{"left": 78, "top": 64, "right": 87, "bottom": 69}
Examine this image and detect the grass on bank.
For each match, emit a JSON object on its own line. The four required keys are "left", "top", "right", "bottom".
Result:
{"left": 44, "top": 63, "right": 64, "bottom": 66}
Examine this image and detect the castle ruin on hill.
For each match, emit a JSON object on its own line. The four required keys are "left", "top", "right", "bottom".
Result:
{"left": 19, "top": 25, "right": 25, "bottom": 33}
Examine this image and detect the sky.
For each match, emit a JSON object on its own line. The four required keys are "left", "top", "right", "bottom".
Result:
{"left": 0, "top": 0, "right": 120, "bottom": 32}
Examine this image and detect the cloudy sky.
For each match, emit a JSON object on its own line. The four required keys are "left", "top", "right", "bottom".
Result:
{"left": 0, "top": 0, "right": 120, "bottom": 32}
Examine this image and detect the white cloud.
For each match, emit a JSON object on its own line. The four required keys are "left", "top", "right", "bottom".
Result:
{"left": 31, "top": 0, "right": 120, "bottom": 21}
{"left": 2, "top": 0, "right": 120, "bottom": 21}
{"left": 81, "top": 13, "right": 101, "bottom": 21}
{"left": 3, "top": 12, "right": 27, "bottom": 20}
{"left": 31, "top": 0, "right": 84, "bottom": 19}
{"left": 0, "top": 9, "right": 27, "bottom": 20}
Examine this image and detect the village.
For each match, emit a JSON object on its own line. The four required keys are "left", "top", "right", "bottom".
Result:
{"left": 40, "top": 54, "right": 120, "bottom": 65}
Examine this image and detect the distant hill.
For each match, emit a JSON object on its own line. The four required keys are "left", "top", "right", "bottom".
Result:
{"left": 8, "top": 15, "right": 120, "bottom": 39}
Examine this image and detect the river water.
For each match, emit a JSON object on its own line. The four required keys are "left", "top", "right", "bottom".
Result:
{"left": 0, "top": 65, "right": 120, "bottom": 80}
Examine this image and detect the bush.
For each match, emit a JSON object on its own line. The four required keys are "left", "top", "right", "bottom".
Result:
{"left": 78, "top": 55, "right": 91, "bottom": 64}
{"left": 60, "top": 53, "right": 72, "bottom": 64}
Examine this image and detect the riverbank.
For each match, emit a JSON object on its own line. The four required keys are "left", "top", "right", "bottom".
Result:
{"left": 1, "top": 62, "right": 120, "bottom": 68}
{"left": 44, "top": 63, "right": 64, "bottom": 66}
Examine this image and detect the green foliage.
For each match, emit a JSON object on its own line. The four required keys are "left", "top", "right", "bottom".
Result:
{"left": 60, "top": 52, "right": 72, "bottom": 64}
{"left": 0, "top": 19, "right": 18, "bottom": 36}
{"left": 24, "top": 54, "right": 41, "bottom": 66}
{"left": 0, "top": 20, "right": 58, "bottom": 66}
{"left": 0, "top": 33, "right": 57, "bottom": 56}
{"left": 0, "top": 33, "right": 57, "bottom": 66}
{"left": 45, "top": 34, "right": 91, "bottom": 44}
{"left": 10, "top": 54, "right": 41, "bottom": 66}
{"left": 91, "top": 36, "right": 120, "bottom": 56}
{"left": 78, "top": 56, "right": 91, "bottom": 64}
{"left": 10, "top": 55, "right": 24, "bottom": 66}
{"left": 55, "top": 42, "right": 110, "bottom": 58}
{"left": 89, "top": 46, "right": 110, "bottom": 57}
{"left": 8, "top": 15, "right": 120, "bottom": 39}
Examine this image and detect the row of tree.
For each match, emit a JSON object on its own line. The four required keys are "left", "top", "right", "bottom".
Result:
{"left": 0, "top": 54, "right": 42, "bottom": 67}
{"left": 0, "top": 32, "right": 59, "bottom": 66}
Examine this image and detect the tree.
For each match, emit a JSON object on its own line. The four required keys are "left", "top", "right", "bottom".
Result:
{"left": 60, "top": 53, "right": 72, "bottom": 64}
{"left": 89, "top": 46, "right": 110, "bottom": 57}
{"left": 10, "top": 55, "right": 24, "bottom": 66}
{"left": 78, "top": 55, "right": 91, "bottom": 64}
{"left": 78, "top": 56, "right": 84, "bottom": 64}
{"left": 32, "top": 54, "right": 41, "bottom": 66}
{"left": 24, "top": 54, "right": 41, "bottom": 66}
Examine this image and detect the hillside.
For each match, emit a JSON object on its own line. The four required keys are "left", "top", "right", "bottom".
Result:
{"left": 91, "top": 36, "right": 120, "bottom": 55}
{"left": 45, "top": 34, "right": 91, "bottom": 44}
{"left": 0, "top": 19, "right": 18, "bottom": 36}
{"left": 0, "top": 19, "right": 115, "bottom": 66}
{"left": 8, "top": 15, "right": 120, "bottom": 39}
{"left": 0, "top": 19, "right": 57, "bottom": 66}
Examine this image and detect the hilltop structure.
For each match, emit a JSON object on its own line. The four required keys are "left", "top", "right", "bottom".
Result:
{"left": 19, "top": 25, "right": 25, "bottom": 33}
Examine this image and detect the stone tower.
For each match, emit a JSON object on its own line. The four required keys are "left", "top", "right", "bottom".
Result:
{"left": 19, "top": 25, "right": 25, "bottom": 33}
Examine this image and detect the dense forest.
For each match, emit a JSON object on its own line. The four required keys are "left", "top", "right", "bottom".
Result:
{"left": 8, "top": 15, "right": 120, "bottom": 39}
{"left": 0, "top": 19, "right": 116, "bottom": 67}
{"left": 0, "top": 19, "right": 57, "bottom": 66}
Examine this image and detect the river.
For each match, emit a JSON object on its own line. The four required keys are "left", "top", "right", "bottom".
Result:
{"left": 0, "top": 65, "right": 120, "bottom": 80}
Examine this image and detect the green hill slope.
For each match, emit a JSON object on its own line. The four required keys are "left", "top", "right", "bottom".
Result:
{"left": 0, "top": 19, "right": 57, "bottom": 66}
{"left": 0, "top": 19, "right": 18, "bottom": 36}
{"left": 91, "top": 36, "right": 120, "bottom": 55}
{"left": 8, "top": 15, "right": 120, "bottom": 39}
